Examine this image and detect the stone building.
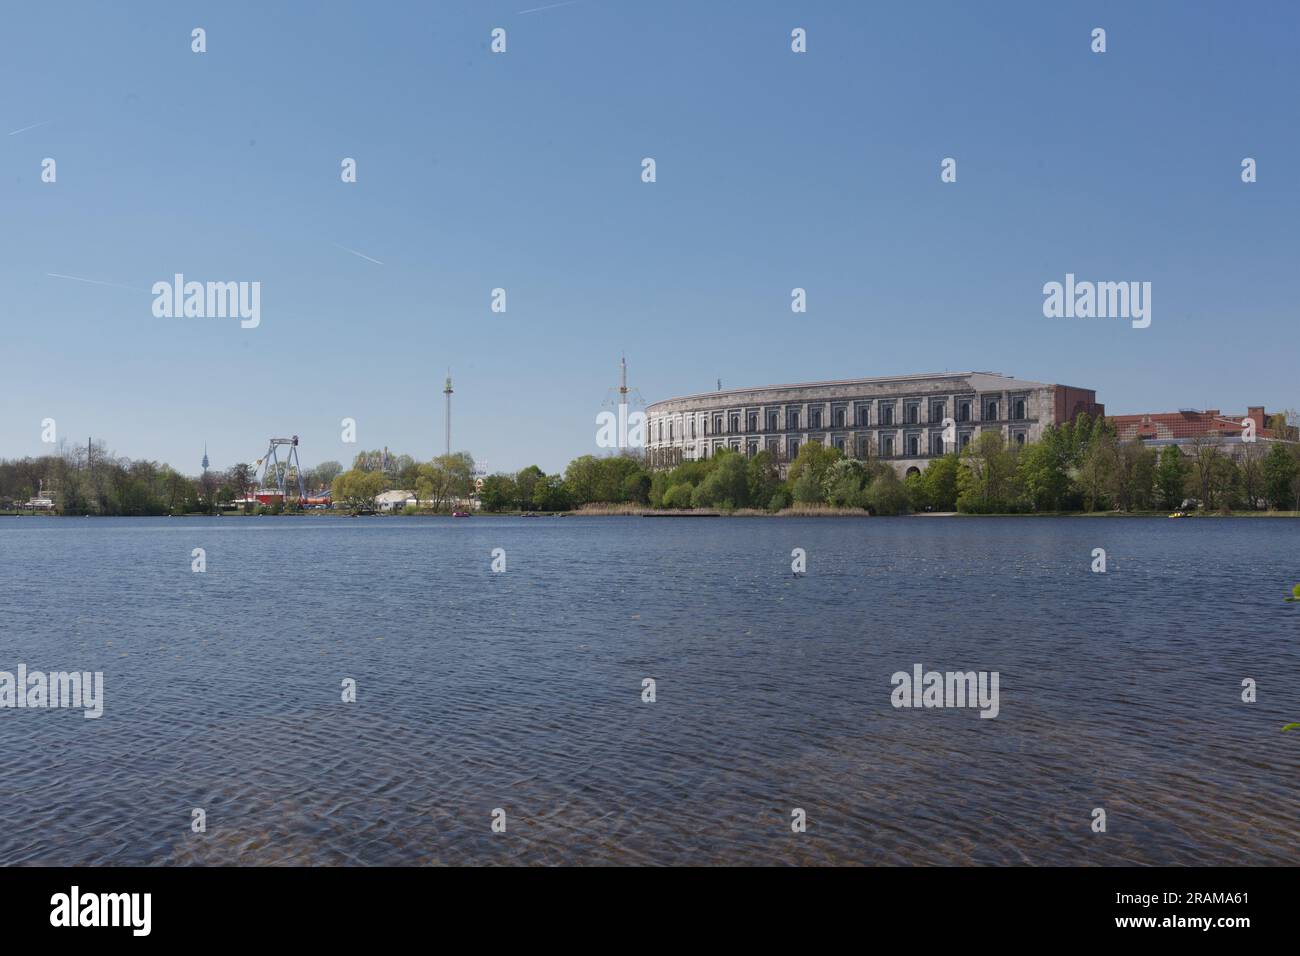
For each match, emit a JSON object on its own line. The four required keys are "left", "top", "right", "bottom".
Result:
{"left": 645, "top": 372, "right": 1103, "bottom": 476}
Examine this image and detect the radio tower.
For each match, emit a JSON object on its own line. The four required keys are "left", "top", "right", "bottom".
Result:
{"left": 443, "top": 370, "right": 453, "bottom": 458}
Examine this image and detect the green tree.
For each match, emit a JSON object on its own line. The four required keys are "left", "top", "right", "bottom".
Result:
{"left": 921, "top": 453, "right": 961, "bottom": 512}
{"left": 309, "top": 461, "right": 343, "bottom": 492}
{"left": 662, "top": 483, "right": 694, "bottom": 508}
{"left": 332, "top": 469, "right": 386, "bottom": 512}
{"left": 903, "top": 471, "right": 927, "bottom": 511}
{"left": 1238, "top": 443, "right": 1265, "bottom": 510}
{"left": 478, "top": 474, "right": 518, "bottom": 512}
{"left": 622, "top": 471, "right": 652, "bottom": 504}
{"left": 787, "top": 442, "right": 843, "bottom": 492}
{"left": 957, "top": 431, "right": 1019, "bottom": 512}
{"left": 791, "top": 470, "right": 824, "bottom": 504}
{"left": 746, "top": 450, "right": 782, "bottom": 508}
{"left": 415, "top": 453, "right": 475, "bottom": 512}
{"left": 1108, "top": 442, "right": 1156, "bottom": 512}
{"left": 1017, "top": 440, "right": 1068, "bottom": 512}
{"left": 515, "top": 465, "right": 545, "bottom": 510}
{"left": 532, "top": 474, "right": 572, "bottom": 512}
{"left": 1077, "top": 429, "right": 1117, "bottom": 512}
{"left": 692, "top": 451, "right": 748, "bottom": 509}
{"left": 864, "top": 469, "right": 909, "bottom": 515}
{"left": 1154, "top": 444, "right": 1189, "bottom": 511}
{"left": 1187, "top": 435, "right": 1223, "bottom": 510}
{"left": 1263, "top": 442, "right": 1299, "bottom": 510}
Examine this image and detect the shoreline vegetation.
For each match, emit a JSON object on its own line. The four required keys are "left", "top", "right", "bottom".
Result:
{"left": 7, "top": 507, "right": 1300, "bottom": 518}
{"left": 4, "top": 411, "right": 1300, "bottom": 518}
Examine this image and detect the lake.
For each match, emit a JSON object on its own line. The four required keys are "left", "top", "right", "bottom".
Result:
{"left": 1, "top": 515, "right": 1296, "bottom": 865}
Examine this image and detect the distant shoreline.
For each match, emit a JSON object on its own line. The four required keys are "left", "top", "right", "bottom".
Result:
{"left": 5, "top": 509, "right": 1300, "bottom": 519}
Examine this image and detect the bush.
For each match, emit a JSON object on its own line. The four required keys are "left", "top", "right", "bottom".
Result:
{"left": 792, "top": 471, "right": 823, "bottom": 504}
{"left": 662, "top": 484, "right": 694, "bottom": 509}
{"left": 864, "top": 471, "right": 909, "bottom": 516}
{"left": 827, "top": 473, "right": 868, "bottom": 509}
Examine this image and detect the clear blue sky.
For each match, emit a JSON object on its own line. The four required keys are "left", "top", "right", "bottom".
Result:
{"left": 2, "top": 1, "right": 1297, "bottom": 475}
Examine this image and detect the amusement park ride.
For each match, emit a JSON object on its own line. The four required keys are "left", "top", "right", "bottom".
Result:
{"left": 244, "top": 436, "right": 329, "bottom": 507}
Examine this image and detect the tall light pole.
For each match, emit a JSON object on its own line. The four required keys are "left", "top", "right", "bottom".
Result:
{"left": 443, "top": 370, "right": 453, "bottom": 458}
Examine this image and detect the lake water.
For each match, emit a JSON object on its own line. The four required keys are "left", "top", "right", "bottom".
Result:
{"left": 1, "top": 515, "right": 1297, "bottom": 865}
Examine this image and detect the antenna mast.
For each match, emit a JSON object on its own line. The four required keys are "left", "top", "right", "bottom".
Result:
{"left": 443, "top": 370, "right": 453, "bottom": 458}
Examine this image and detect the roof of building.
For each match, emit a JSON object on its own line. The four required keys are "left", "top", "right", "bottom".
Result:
{"left": 647, "top": 371, "right": 1076, "bottom": 409}
{"left": 1109, "top": 408, "right": 1280, "bottom": 440}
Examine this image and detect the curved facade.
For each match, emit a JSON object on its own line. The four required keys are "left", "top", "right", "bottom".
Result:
{"left": 645, "top": 372, "right": 1103, "bottom": 474}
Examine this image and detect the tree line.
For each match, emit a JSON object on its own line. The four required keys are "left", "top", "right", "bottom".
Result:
{"left": 0, "top": 442, "right": 344, "bottom": 516}
{"left": 481, "top": 412, "right": 1300, "bottom": 515}
{"left": 6, "top": 414, "right": 1299, "bottom": 516}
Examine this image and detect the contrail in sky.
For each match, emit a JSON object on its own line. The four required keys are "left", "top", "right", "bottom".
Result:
{"left": 332, "top": 243, "right": 384, "bottom": 265}
{"left": 46, "top": 273, "right": 145, "bottom": 293}
{"left": 518, "top": 1, "right": 582, "bottom": 14}
{"left": 8, "top": 120, "right": 53, "bottom": 136}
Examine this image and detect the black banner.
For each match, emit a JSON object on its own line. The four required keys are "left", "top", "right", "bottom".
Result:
{"left": 0, "top": 866, "right": 1283, "bottom": 942}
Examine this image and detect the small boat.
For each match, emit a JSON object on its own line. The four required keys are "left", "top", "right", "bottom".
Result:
{"left": 452, "top": 511, "right": 471, "bottom": 518}
{"left": 1168, "top": 512, "right": 1186, "bottom": 518}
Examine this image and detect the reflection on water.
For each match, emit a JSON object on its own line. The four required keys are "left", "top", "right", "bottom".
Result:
{"left": 1, "top": 515, "right": 1296, "bottom": 865}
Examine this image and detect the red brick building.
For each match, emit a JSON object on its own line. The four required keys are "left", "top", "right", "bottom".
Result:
{"left": 1109, "top": 406, "right": 1293, "bottom": 442}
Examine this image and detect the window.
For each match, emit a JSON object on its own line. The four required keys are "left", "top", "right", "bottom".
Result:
{"left": 833, "top": 437, "right": 845, "bottom": 452}
{"left": 787, "top": 410, "right": 800, "bottom": 429}
{"left": 729, "top": 414, "right": 739, "bottom": 433}
{"left": 669, "top": 422, "right": 674, "bottom": 441}
{"left": 985, "top": 401, "right": 998, "bottom": 420}
{"left": 747, "top": 441, "right": 758, "bottom": 457}
{"left": 931, "top": 434, "right": 945, "bottom": 455}
{"left": 714, "top": 415, "right": 724, "bottom": 434}
{"left": 1014, "top": 431, "right": 1026, "bottom": 446}
{"left": 907, "top": 435, "right": 920, "bottom": 456}
{"left": 747, "top": 412, "right": 757, "bottom": 431}
{"left": 1014, "top": 399, "right": 1026, "bottom": 420}
{"left": 856, "top": 405, "right": 869, "bottom": 426}
{"left": 931, "top": 402, "right": 945, "bottom": 422}
{"left": 766, "top": 437, "right": 779, "bottom": 453}
{"left": 905, "top": 403, "right": 920, "bottom": 425}
{"left": 767, "top": 411, "right": 779, "bottom": 431}
{"left": 880, "top": 405, "right": 895, "bottom": 426}
{"left": 834, "top": 408, "right": 846, "bottom": 427}
{"left": 881, "top": 435, "right": 895, "bottom": 457}
{"left": 690, "top": 419, "right": 696, "bottom": 439}
{"left": 788, "top": 438, "right": 800, "bottom": 458}
{"left": 958, "top": 401, "right": 971, "bottom": 422}
{"left": 857, "top": 436, "right": 871, "bottom": 458}
{"left": 959, "top": 432, "right": 971, "bottom": 450}
{"left": 810, "top": 408, "right": 822, "bottom": 429}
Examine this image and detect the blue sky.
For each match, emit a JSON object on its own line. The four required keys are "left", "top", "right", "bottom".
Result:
{"left": 2, "top": 1, "right": 1297, "bottom": 475}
